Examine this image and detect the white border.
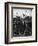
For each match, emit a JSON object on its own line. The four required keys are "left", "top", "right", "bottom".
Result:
{"left": 8, "top": 3, "right": 36, "bottom": 42}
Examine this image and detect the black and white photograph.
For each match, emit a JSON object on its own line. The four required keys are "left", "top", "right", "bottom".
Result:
{"left": 12, "top": 8, "right": 32, "bottom": 37}
{"left": 5, "top": 2, "right": 37, "bottom": 44}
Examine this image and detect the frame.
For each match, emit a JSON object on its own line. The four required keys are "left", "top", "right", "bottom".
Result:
{"left": 5, "top": 2, "right": 37, "bottom": 44}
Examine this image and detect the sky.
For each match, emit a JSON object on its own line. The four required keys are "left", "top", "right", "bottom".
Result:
{"left": 13, "top": 8, "right": 32, "bottom": 18}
